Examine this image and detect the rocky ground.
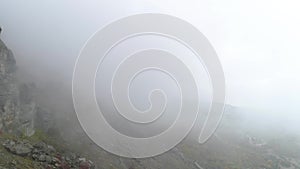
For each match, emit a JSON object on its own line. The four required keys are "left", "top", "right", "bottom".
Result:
{"left": 0, "top": 131, "right": 96, "bottom": 169}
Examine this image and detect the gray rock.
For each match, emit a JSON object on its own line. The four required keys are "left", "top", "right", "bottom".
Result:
{"left": 45, "top": 155, "right": 52, "bottom": 163}
{"left": 0, "top": 39, "right": 19, "bottom": 134}
{"left": 35, "top": 106, "right": 54, "bottom": 133}
{"left": 38, "top": 154, "right": 46, "bottom": 162}
{"left": 3, "top": 139, "right": 33, "bottom": 156}
{"left": 0, "top": 39, "right": 40, "bottom": 136}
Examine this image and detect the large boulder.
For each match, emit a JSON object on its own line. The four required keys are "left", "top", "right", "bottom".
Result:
{"left": 3, "top": 139, "right": 33, "bottom": 156}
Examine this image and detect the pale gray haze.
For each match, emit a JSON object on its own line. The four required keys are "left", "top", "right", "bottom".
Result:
{"left": 1, "top": 0, "right": 300, "bottom": 132}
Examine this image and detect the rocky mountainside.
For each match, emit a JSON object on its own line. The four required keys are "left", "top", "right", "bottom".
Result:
{"left": 0, "top": 39, "right": 20, "bottom": 134}
{"left": 0, "top": 39, "right": 96, "bottom": 169}
{"left": 1, "top": 38, "right": 299, "bottom": 169}
{"left": 0, "top": 39, "right": 54, "bottom": 137}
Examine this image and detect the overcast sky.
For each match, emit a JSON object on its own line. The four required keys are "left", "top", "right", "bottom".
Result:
{"left": 1, "top": 0, "right": 300, "bottom": 125}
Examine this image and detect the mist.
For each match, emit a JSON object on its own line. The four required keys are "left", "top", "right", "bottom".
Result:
{"left": 1, "top": 0, "right": 300, "bottom": 154}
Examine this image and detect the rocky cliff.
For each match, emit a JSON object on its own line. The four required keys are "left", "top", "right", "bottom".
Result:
{"left": 0, "top": 39, "right": 97, "bottom": 169}
{"left": 0, "top": 39, "right": 20, "bottom": 134}
{"left": 0, "top": 39, "right": 37, "bottom": 136}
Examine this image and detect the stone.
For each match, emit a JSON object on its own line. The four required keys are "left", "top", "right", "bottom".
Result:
{"left": 45, "top": 155, "right": 52, "bottom": 163}
{"left": 0, "top": 39, "right": 19, "bottom": 134}
{"left": 3, "top": 139, "right": 33, "bottom": 156}
{"left": 38, "top": 154, "right": 46, "bottom": 162}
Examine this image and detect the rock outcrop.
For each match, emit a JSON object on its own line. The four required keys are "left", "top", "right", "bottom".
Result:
{"left": 0, "top": 39, "right": 19, "bottom": 134}
{"left": 0, "top": 39, "right": 94, "bottom": 168}
{"left": 0, "top": 39, "right": 41, "bottom": 136}
{"left": 1, "top": 139, "right": 96, "bottom": 169}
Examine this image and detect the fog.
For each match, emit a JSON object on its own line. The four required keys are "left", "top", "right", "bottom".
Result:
{"left": 0, "top": 0, "right": 300, "bottom": 136}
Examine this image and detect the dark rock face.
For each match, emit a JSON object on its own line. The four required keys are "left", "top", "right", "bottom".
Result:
{"left": 0, "top": 39, "right": 36, "bottom": 136}
{"left": 0, "top": 39, "right": 19, "bottom": 134}
{"left": 0, "top": 39, "right": 54, "bottom": 136}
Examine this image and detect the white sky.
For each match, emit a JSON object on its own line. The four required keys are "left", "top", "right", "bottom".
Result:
{"left": 0, "top": 0, "right": 300, "bottom": 121}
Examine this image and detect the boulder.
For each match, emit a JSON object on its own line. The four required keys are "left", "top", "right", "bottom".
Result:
{"left": 3, "top": 140, "right": 33, "bottom": 156}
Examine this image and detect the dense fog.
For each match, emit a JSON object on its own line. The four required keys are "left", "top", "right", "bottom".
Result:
{"left": 1, "top": 0, "right": 299, "bottom": 128}
{"left": 1, "top": 0, "right": 300, "bottom": 152}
